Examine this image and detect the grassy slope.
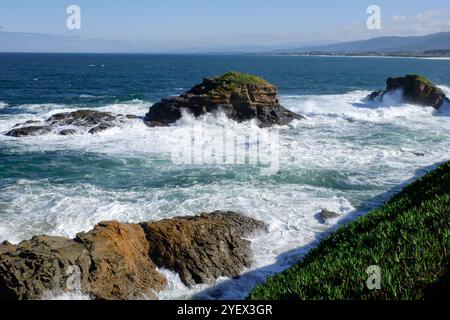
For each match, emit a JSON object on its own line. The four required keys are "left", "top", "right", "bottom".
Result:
{"left": 249, "top": 162, "right": 450, "bottom": 300}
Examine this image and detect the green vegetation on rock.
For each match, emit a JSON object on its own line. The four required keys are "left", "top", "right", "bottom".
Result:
{"left": 249, "top": 161, "right": 450, "bottom": 300}
{"left": 204, "top": 72, "right": 270, "bottom": 96}
{"left": 409, "top": 74, "right": 435, "bottom": 86}
{"left": 212, "top": 71, "right": 269, "bottom": 86}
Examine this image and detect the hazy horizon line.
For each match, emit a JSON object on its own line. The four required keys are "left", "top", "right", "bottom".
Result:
{"left": 1, "top": 30, "right": 449, "bottom": 54}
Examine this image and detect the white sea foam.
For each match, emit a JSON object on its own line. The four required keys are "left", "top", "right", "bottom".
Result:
{"left": 282, "top": 90, "right": 438, "bottom": 125}
{"left": 438, "top": 85, "right": 450, "bottom": 96}
{"left": 0, "top": 102, "right": 8, "bottom": 109}
{"left": 1, "top": 89, "right": 450, "bottom": 299}
{"left": 41, "top": 291, "right": 92, "bottom": 300}
{"left": 156, "top": 269, "right": 208, "bottom": 300}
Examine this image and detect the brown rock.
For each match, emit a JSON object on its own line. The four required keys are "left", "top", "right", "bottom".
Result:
{"left": 58, "top": 129, "right": 77, "bottom": 136}
{"left": 0, "top": 212, "right": 266, "bottom": 300}
{"left": 140, "top": 211, "right": 267, "bottom": 286}
{"left": 76, "top": 221, "right": 167, "bottom": 300}
{"left": 0, "top": 236, "right": 90, "bottom": 300}
{"left": 319, "top": 209, "right": 340, "bottom": 223}
{"left": 0, "top": 223, "right": 165, "bottom": 300}
{"left": 144, "top": 72, "right": 304, "bottom": 127}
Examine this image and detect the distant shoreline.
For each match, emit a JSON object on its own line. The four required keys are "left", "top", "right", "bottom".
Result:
{"left": 268, "top": 51, "right": 450, "bottom": 59}
{"left": 0, "top": 51, "right": 449, "bottom": 59}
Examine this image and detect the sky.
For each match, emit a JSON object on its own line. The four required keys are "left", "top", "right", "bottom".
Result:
{"left": 0, "top": 0, "right": 450, "bottom": 52}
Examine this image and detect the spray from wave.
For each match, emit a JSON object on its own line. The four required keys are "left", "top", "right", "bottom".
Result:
{"left": 283, "top": 89, "right": 438, "bottom": 125}
{"left": 1, "top": 88, "right": 450, "bottom": 299}
{"left": 41, "top": 291, "right": 92, "bottom": 300}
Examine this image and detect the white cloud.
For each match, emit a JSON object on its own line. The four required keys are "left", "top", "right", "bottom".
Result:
{"left": 327, "top": 10, "right": 450, "bottom": 41}
{"left": 388, "top": 10, "right": 450, "bottom": 34}
{"left": 391, "top": 15, "right": 406, "bottom": 22}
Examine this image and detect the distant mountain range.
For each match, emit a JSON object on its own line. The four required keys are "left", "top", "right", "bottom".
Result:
{"left": 1, "top": 30, "right": 450, "bottom": 55}
{"left": 281, "top": 32, "right": 450, "bottom": 56}
{"left": 0, "top": 30, "right": 330, "bottom": 54}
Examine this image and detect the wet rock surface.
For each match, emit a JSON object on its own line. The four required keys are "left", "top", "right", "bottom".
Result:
{"left": 144, "top": 72, "right": 304, "bottom": 127}
{"left": 5, "top": 110, "right": 138, "bottom": 137}
{"left": 319, "top": 209, "right": 340, "bottom": 223}
{"left": 368, "top": 75, "right": 449, "bottom": 109}
{"left": 141, "top": 211, "right": 267, "bottom": 286}
{"left": 76, "top": 221, "right": 167, "bottom": 300}
{"left": 0, "top": 211, "right": 266, "bottom": 300}
{"left": 0, "top": 236, "right": 90, "bottom": 300}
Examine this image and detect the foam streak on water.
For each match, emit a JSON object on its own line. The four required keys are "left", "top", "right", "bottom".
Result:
{"left": 1, "top": 90, "right": 450, "bottom": 300}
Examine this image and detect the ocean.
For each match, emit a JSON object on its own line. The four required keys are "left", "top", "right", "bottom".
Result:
{"left": 1, "top": 53, "right": 450, "bottom": 299}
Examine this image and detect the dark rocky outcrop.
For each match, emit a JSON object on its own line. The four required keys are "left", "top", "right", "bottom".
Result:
{"left": 5, "top": 110, "right": 138, "bottom": 137}
{"left": 367, "top": 91, "right": 383, "bottom": 101}
{"left": 319, "top": 209, "right": 340, "bottom": 223}
{"left": 0, "top": 211, "right": 266, "bottom": 300}
{"left": 58, "top": 129, "right": 77, "bottom": 136}
{"left": 144, "top": 72, "right": 304, "bottom": 127}
{"left": 5, "top": 126, "right": 52, "bottom": 137}
{"left": 368, "top": 75, "right": 449, "bottom": 109}
{"left": 141, "top": 211, "right": 267, "bottom": 286}
{"left": 0, "top": 236, "right": 90, "bottom": 300}
{"left": 46, "top": 110, "right": 117, "bottom": 127}
{"left": 0, "top": 223, "right": 165, "bottom": 300}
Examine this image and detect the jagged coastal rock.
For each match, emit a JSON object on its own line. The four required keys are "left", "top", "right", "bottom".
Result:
{"left": 319, "top": 209, "right": 340, "bottom": 223}
{"left": 142, "top": 212, "right": 267, "bottom": 286}
{"left": 0, "top": 211, "right": 266, "bottom": 300}
{"left": 5, "top": 110, "right": 138, "bottom": 137}
{"left": 144, "top": 72, "right": 304, "bottom": 127}
{"left": 368, "top": 75, "right": 449, "bottom": 109}
{"left": 0, "top": 223, "right": 166, "bottom": 300}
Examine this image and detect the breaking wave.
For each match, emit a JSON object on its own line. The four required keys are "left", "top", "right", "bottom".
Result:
{"left": 1, "top": 88, "right": 450, "bottom": 299}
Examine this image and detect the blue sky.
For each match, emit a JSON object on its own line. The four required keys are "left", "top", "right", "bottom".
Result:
{"left": 1, "top": 0, "right": 449, "bottom": 52}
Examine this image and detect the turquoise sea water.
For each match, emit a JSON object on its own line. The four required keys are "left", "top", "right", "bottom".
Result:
{"left": 1, "top": 54, "right": 450, "bottom": 299}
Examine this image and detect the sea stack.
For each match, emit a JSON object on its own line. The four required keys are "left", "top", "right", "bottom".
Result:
{"left": 368, "top": 74, "right": 449, "bottom": 109}
{"left": 144, "top": 71, "right": 304, "bottom": 127}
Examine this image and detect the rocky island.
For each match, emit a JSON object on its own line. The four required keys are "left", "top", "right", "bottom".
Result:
{"left": 0, "top": 211, "right": 266, "bottom": 300}
{"left": 368, "top": 74, "right": 449, "bottom": 109}
{"left": 145, "top": 72, "right": 304, "bottom": 127}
